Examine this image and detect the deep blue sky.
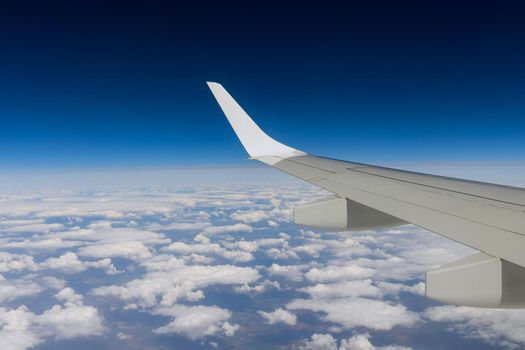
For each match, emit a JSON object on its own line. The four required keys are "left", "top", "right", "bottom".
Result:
{"left": 1, "top": 0, "right": 524, "bottom": 168}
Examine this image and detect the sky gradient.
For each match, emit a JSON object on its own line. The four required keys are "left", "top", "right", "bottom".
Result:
{"left": 1, "top": 1, "right": 525, "bottom": 168}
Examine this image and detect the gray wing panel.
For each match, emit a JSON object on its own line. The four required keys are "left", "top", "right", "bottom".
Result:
{"left": 271, "top": 155, "right": 525, "bottom": 267}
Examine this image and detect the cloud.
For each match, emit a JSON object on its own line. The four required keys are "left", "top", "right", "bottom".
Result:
{"left": 377, "top": 281, "right": 425, "bottom": 296}
{"left": 305, "top": 264, "right": 374, "bottom": 283}
{"left": 202, "top": 223, "right": 253, "bottom": 235}
{"left": 267, "top": 263, "right": 309, "bottom": 282}
{"left": 40, "top": 252, "right": 119, "bottom": 274}
{"left": 91, "top": 262, "right": 260, "bottom": 308}
{"left": 0, "top": 288, "right": 104, "bottom": 350}
{"left": 0, "top": 252, "right": 39, "bottom": 273}
{"left": 152, "top": 305, "right": 238, "bottom": 340}
{"left": 234, "top": 279, "right": 280, "bottom": 294}
{"left": 0, "top": 274, "right": 43, "bottom": 303}
{"left": 78, "top": 241, "right": 152, "bottom": 261}
{"left": 0, "top": 222, "right": 64, "bottom": 233}
{"left": 288, "top": 298, "right": 419, "bottom": 331}
{"left": 424, "top": 305, "right": 525, "bottom": 348}
{"left": 299, "top": 279, "right": 382, "bottom": 299}
{"left": 292, "top": 242, "right": 327, "bottom": 258}
{"left": 231, "top": 210, "right": 270, "bottom": 223}
{"left": 339, "top": 333, "right": 412, "bottom": 350}
{"left": 258, "top": 308, "right": 297, "bottom": 325}
{"left": 298, "top": 333, "right": 338, "bottom": 350}
{"left": 3, "top": 237, "right": 83, "bottom": 250}
{"left": 164, "top": 241, "right": 254, "bottom": 262}
{"left": 265, "top": 246, "right": 299, "bottom": 260}
{"left": 0, "top": 306, "right": 42, "bottom": 350}
{"left": 297, "top": 333, "right": 412, "bottom": 350}
{"left": 34, "top": 288, "right": 105, "bottom": 339}
{"left": 146, "top": 222, "right": 211, "bottom": 231}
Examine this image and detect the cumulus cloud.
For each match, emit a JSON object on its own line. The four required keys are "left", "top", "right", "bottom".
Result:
{"left": 234, "top": 279, "right": 280, "bottom": 294}
{"left": 298, "top": 333, "right": 338, "bottom": 350}
{"left": 0, "top": 252, "right": 39, "bottom": 273}
{"left": 0, "top": 288, "right": 104, "bottom": 350}
{"left": 40, "top": 252, "right": 119, "bottom": 274}
{"left": 305, "top": 264, "right": 374, "bottom": 283}
{"left": 38, "top": 288, "right": 105, "bottom": 339}
{"left": 424, "top": 305, "right": 525, "bottom": 348}
{"left": 202, "top": 223, "right": 253, "bottom": 235}
{"left": 288, "top": 298, "right": 419, "bottom": 331}
{"left": 3, "top": 237, "right": 83, "bottom": 250}
{"left": 0, "top": 222, "right": 63, "bottom": 233}
{"left": 164, "top": 241, "right": 254, "bottom": 262}
{"left": 299, "top": 279, "right": 382, "bottom": 299}
{"left": 78, "top": 241, "right": 152, "bottom": 261}
{"left": 231, "top": 210, "right": 270, "bottom": 223}
{"left": 339, "top": 333, "right": 412, "bottom": 350}
{"left": 297, "top": 333, "right": 412, "bottom": 350}
{"left": 152, "top": 305, "right": 238, "bottom": 340}
{"left": 267, "top": 263, "right": 309, "bottom": 282}
{"left": 91, "top": 263, "right": 260, "bottom": 308}
{"left": 0, "top": 274, "right": 43, "bottom": 303}
{"left": 258, "top": 308, "right": 297, "bottom": 325}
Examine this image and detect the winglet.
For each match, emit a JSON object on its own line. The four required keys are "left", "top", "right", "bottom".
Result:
{"left": 207, "top": 82, "right": 305, "bottom": 159}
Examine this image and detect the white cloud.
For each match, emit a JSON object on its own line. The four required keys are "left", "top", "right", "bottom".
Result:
{"left": 91, "top": 263, "right": 260, "bottom": 308}
{"left": 0, "top": 288, "right": 104, "bottom": 350}
{"left": 36, "top": 288, "right": 105, "bottom": 339}
{"left": 292, "top": 242, "right": 327, "bottom": 257}
{"left": 0, "top": 222, "right": 63, "bottom": 233}
{"left": 305, "top": 264, "right": 374, "bottom": 283}
{"left": 377, "top": 282, "right": 425, "bottom": 296}
{"left": 40, "top": 252, "right": 119, "bottom": 274}
{"left": 424, "top": 305, "right": 525, "bottom": 347}
{"left": 0, "top": 252, "right": 39, "bottom": 273}
{"left": 258, "top": 308, "right": 297, "bottom": 325}
{"left": 146, "top": 222, "right": 211, "bottom": 231}
{"left": 234, "top": 279, "right": 280, "bottom": 294}
{"left": 152, "top": 305, "right": 238, "bottom": 340}
{"left": 339, "top": 333, "right": 412, "bottom": 350}
{"left": 298, "top": 333, "right": 338, "bottom": 350}
{"left": 299, "top": 279, "right": 382, "bottom": 299}
{"left": 3, "top": 238, "right": 83, "bottom": 250}
{"left": 288, "top": 298, "right": 419, "bottom": 331}
{"left": 116, "top": 332, "right": 133, "bottom": 340}
{"left": 267, "top": 263, "right": 309, "bottom": 282}
{"left": 0, "top": 306, "right": 42, "bottom": 350}
{"left": 202, "top": 223, "right": 253, "bottom": 235}
{"left": 0, "top": 274, "right": 43, "bottom": 303}
{"left": 231, "top": 210, "right": 270, "bottom": 223}
{"left": 164, "top": 241, "right": 254, "bottom": 262}
{"left": 78, "top": 241, "right": 152, "bottom": 261}
{"left": 265, "top": 247, "right": 299, "bottom": 260}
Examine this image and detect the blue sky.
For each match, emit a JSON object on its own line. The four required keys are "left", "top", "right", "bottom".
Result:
{"left": 1, "top": 1, "right": 524, "bottom": 168}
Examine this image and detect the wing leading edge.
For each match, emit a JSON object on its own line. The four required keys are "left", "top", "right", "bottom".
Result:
{"left": 207, "top": 82, "right": 525, "bottom": 308}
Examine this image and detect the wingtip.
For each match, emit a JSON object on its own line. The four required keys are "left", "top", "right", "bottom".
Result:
{"left": 207, "top": 82, "right": 303, "bottom": 158}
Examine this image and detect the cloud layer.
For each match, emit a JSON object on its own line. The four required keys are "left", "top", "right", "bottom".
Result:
{"left": 0, "top": 183, "right": 523, "bottom": 349}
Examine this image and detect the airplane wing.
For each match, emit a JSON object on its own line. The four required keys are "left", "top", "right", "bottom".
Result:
{"left": 207, "top": 82, "right": 525, "bottom": 308}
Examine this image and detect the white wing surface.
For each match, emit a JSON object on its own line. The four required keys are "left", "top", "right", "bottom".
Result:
{"left": 207, "top": 82, "right": 525, "bottom": 308}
